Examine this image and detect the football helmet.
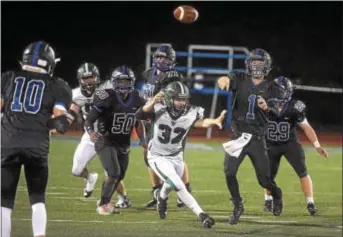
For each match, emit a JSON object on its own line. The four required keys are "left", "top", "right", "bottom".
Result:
{"left": 77, "top": 63, "right": 101, "bottom": 97}
{"left": 164, "top": 81, "right": 190, "bottom": 117}
{"left": 268, "top": 76, "right": 294, "bottom": 107}
{"left": 21, "top": 41, "right": 58, "bottom": 75}
{"left": 111, "top": 66, "right": 135, "bottom": 94}
{"left": 152, "top": 44, "right": 176, "bottom": 71}
{"left": 245, "top": 48, "right": 272, "bottom": 79}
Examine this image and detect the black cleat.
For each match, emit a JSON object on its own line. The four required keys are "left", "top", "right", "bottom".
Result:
{"left": 273, "top": 198, "right": 283, "bottom": 216}
{"left": 156, "top": 190, "right": 168, "bottom": 219}
{"left": 84, "top": 189, "right": 93, "bottom": 198}
{"left": 229, "top": 200, "right": 244, "bottom": 225}
{"left": 177, "top": 198, "right": 186, "bottom": 208}
{"left": 264, "top": 200, "right": 273, "bottom": 212}
{"left": 145, "top": 198, "right": 157, "bottom": 209}
{"left": 307, "top": 202, "right": 317, "bottom": 216}
{"left": 199, "top": 213, "right": 215, "bottom": 228}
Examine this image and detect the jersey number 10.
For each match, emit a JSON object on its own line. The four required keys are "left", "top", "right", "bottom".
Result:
{"left": 11, "top": 77, "right": 45, "bottom": 114}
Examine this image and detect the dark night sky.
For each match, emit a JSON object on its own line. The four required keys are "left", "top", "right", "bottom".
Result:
{"left": 1, "top": 1, "right": 342, "bottom": 87}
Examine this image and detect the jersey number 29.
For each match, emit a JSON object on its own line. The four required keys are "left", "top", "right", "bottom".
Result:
{"left": 11, "top": 77, "right": 45, "bottom": 114}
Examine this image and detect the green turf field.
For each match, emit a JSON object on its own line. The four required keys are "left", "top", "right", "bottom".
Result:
{"left": 11, "top": 139, "right": 342, "bottom": 237}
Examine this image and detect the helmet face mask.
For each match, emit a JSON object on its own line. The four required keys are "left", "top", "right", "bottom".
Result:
{"left": 164, "top": 82, "right": 190, "bottom": 117}
{"left": 245, "top": 48, "right": 272, "bottom": 79}
{"left": 268, "top": 76, "right": 294, "bottom": 110}
{"left": 153, "top": 44, "right": 176, "bottom": 71}
{"left": 111, "top": 66, "right": 135, "bottom": 95}
{"left": 79, "top": 76, "right": 100, "bottom": 95}
{"left": 77, "top": 63, "right": 101, "bottom": 97}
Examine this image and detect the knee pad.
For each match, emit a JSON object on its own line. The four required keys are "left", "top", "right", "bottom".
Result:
{"left": 29, "top": 193, "right": 46, "bottom": 206}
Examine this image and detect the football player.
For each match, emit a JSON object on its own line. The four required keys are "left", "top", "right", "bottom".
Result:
{"left": 136, "top": 81, "right": 226, "bottom": 228}
{"left": 262, "top": 76, "right": 328, "bottom": 215}
{"left": 65, "top": 63, "right": 132, "bottom": 207}
{"left": 141, "top": 44, "right": 192, "bottom": 208}
{"left": 1, "top": 41, "right": 72, "bottom": 237}
{"left": 84, "top": 66, "right": 146, "bottom": 215}
{"left": 217, "top": 48, "right": 283, "bottom": 224}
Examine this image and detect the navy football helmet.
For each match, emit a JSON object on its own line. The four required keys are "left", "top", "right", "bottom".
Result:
{"left": 110, "top": 66, "right": 136, "bottom": 94}
{"left": 152, "top": 44, "right": 176, "bottom": 71}
{"left": 245, "top": 48, "right": 272, "bottom": 79}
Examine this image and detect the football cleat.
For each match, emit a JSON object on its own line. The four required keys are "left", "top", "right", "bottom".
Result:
{"left": 115, "top": 195, "right": 132, "bottom": 208}
{"left": 199, "top": 213, "right": 215, "bottom": 228}
{"left": 84, "top": 172, "right": 98, "bottom": 198}
{"left": 177, "top": 198, "right": 186, "bottom": 208}
{"left": 155, "top": 189, "right": 168, "bottom": 219}
{"left": 264, "top": 200, "right": 273, "bottom": 212}
{"left": 96, "top": 200, "right": 120, "bottom": 214}
{"left": 307, "top": 202, "right": 317, "bottom": 216}
{"left": 272, "top": 198, "right": 283, "bottom": 216}
{"left": 145, "top": 198, "right": 157, "bottom": 209}
{"left": 229, "top": 200, "right": 245, "bottom": 225}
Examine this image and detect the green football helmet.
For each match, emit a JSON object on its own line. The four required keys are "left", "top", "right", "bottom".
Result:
{"left": 163, "top": 81, "right": 190, "bottom": 117}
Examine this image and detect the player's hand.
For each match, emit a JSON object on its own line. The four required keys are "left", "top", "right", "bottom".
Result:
{"left": 215, "top": 110, "right": 227, "bottom": 129}
{"left": 153, "top": 91, "right": 165, "bottom": 104}
{"left": 257, "top": 96, "right": 268, "bottom": 111}
{"left": 90, "top": 132, "right": 99, "bottom": 143}
{"left": 49, "top": 129, "right": 57, "bottom": 135}
{"left": 316, "top": 147, "right": 328, "bottom": 159}
{"left": 217, "top": 76, "right": 230, "bottom": 91}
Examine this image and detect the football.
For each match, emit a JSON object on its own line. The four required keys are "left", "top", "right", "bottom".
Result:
{"left": 173, "top": 5, "right": 199, "bottom": 24}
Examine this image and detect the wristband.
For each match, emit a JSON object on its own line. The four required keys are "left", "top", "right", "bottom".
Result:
{"left": 140, "top": 138, "right": 146, "bottom": 144}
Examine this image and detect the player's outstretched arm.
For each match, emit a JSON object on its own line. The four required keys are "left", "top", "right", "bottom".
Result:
{"left": 142, "top": 91, "right": 164, "bottom": 112}
{"left": 194, "top": 110, "right": 227, "bottom": 129}
{"left": 299, "top": 120, "right": 328, "bottom": 159}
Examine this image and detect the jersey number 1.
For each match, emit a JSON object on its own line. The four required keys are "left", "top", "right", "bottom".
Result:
{"left": 11, "top": 77, "right": 45, "bottom": 114}
{"left": 246, "top": 94, "right": 256, "bottom": 120}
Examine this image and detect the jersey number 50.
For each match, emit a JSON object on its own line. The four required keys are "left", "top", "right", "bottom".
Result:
{"left": 112, "top": 113, "right": 136, "bottom": 134}
{"left": 11, "top": 77, "right": 45, "bottom": 114}
{"left": 158, "top": 124, "right": 187, "bottom": 144}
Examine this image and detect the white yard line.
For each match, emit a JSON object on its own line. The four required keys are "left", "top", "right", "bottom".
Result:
{"left": 12, "top": 219, "right": 158, "bottom": 224}
{"left": 18, "top": 186, "right": 342, "bottom": 196}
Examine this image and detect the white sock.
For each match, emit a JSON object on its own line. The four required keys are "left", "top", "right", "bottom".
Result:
{"left": 160, "top": 183, "right": 171, "bottom": 200}
{"left": 32, "top": 203, "right": 47, "bottom": 237}
{"left": 265, "top": 194, "right": 273, "bottom": 200}
{"left": 118, "top": 194, "right": 125, "bottom": 202}
{"left": 177, "top": 189, "right": 204, "bottom": 217}
{"left": 1, "top": 207, "right": 12, "bottom": 237}
{"left": 306, "top": 197, "right": 314, "bottom": 204}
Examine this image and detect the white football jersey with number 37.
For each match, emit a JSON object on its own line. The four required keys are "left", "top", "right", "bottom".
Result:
{"left": 149, "top": 103, "right": 204, "bottom": 157}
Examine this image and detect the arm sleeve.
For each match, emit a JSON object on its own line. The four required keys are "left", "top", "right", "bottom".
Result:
{"left": 52, "top": 78, "right": 72, "bottom": 111}
{"left": 227, "top": 71, "right": 238, "bottom": 90}
{"left": 84, "top": 106, "right": 101, "bottom": 135}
